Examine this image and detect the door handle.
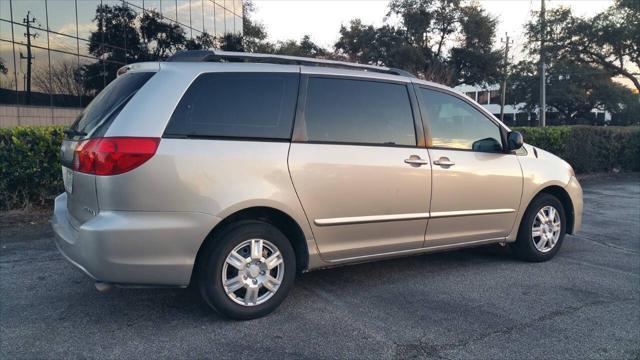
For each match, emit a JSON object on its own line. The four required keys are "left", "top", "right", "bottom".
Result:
{"left": 404, "top": 156, "right": 429, "bottom": 166}
{"left": 433, "top": 158, "right": 455, "bottom": 167}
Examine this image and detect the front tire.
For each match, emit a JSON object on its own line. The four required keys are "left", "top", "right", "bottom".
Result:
{"left": 511, "top": 193, "right": 566, "bottom": 262}
{"left": 197, "top": 220, "right": 296, "bottom": 320}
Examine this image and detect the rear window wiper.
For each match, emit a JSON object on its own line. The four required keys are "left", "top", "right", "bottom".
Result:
{"left": 63, "top": 128, "right": 87, "bottom": 138}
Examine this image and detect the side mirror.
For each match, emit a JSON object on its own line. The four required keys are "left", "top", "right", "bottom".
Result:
{"left": 507, "top": 131, "right": 523, "bottom": 151}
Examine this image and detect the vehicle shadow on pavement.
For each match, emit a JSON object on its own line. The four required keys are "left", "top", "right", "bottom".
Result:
{"left": 70, "top": 244, "right": 518, "bottom": 322}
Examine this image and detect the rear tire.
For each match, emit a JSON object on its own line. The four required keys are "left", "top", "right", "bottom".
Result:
{"left": 511, "top": 193, "right": 566, "bottom": 262}
{"left": 197, "top": 220, "right": 296, "bottom": 320}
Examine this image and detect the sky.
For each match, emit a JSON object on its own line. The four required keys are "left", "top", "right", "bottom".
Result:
{"left": 251, "top": 0, "right": 614, "bottom": 56}
{"left": 251, "top": 0, "right": 637, "bottom": 87}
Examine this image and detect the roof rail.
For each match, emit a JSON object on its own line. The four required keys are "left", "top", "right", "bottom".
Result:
{"left": 166, "top": 50, "right": 416, "bottom": 78}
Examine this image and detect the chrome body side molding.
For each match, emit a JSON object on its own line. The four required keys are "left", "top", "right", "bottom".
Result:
{"left": 314, "top": 213, "right": 431, "bottom": 226}
{"left": 430, "top": 208, "right": 515, "bottom": 218}
{"left": 314, "top": 208, "right": 515, "bottom": 226}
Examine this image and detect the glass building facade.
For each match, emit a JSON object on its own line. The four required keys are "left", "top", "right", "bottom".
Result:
{"left": 0, "top": 0, "right": 242, "bottom": 124}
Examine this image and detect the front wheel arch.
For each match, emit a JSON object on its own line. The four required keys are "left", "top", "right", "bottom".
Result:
{"left": 531, "top": 185, "right": 575, "bottom": 234}
{"left": 512, "top": 192, "right": 567, "bottom": 262}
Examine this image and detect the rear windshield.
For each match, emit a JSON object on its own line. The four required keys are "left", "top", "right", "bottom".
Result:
{"left": 68, "top": 72, "right": 155, "bottom": 139}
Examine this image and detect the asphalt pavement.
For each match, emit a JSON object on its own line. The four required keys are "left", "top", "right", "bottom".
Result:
{"left": 1, "top": 174, "right": 638, "bottom": 359}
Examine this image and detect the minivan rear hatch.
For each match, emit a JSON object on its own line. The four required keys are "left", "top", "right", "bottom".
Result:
{"left": 60, "top": 72, "right": 155, "bottom": 228}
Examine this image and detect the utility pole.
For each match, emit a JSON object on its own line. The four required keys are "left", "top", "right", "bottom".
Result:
{"left": 21, "top": 11, "right": 37, "bottom": 106}
{"left": 499, "top": 32, "right": 513, "bottom": 123}
{"left": 539, "top": 0, "right": 546, "bottom": 127}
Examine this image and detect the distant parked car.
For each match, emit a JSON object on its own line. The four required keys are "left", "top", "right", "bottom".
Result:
{"left": 52, "top": 50, "right": 583, "bottom": 319}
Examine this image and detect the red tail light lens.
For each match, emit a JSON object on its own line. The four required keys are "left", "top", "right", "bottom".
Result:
{"left": 72, "top": 137, "right": 160, "bottom": 175}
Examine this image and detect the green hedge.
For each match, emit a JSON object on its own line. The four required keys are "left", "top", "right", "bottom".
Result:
{"left": 515, "top": 126, "right": 640, "bottom": 174}
{"left": 0, "top": 126, "right": 65, "bottom": 210}
{"left": 0, "top": 125, "right": 638, "bottom": 210}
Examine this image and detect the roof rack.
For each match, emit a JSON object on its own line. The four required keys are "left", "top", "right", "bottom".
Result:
{"left": 166, "top": 50, "right": 416, "bottom": 78}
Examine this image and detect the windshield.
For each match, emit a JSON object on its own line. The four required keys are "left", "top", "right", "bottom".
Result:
{"left": 68, "top": 72, "right": 155, "bottom": 139}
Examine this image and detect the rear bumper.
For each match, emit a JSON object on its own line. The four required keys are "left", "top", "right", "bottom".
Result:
{"left": 566, "top": 176, "right": 583, "bottom": 234}
{"left": 52, "top": 193, "right": 219, "bottom": 286}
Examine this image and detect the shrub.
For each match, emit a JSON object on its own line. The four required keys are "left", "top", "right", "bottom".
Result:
{"left": 515, "top": 126, "right": 640, "bottom": 173}
{"left": 0, "top": 126, "right": 65, "bottom": 210}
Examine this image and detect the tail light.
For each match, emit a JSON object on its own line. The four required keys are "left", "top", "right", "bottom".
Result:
{"left": 72, "top": 137, "right": 160, "bottom": 175}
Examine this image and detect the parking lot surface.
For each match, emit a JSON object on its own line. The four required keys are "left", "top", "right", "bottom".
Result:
{"left": 1, "top": 174, "right": 638, "bottom": 359}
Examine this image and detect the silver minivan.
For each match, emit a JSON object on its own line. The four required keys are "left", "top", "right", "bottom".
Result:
{"left": 52, "top": 50, "right": 583, "bottom": 319}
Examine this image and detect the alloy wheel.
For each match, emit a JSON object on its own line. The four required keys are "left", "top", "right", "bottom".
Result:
{"left": 221, "top": 239, "right": 284, "bottom": 306}
{"left": 531, "top": 205, "right": 562, "bottom": 253}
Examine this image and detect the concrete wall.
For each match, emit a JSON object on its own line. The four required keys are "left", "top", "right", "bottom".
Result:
{"left": 0, "top": 105, "right": 82, "bottom": 127}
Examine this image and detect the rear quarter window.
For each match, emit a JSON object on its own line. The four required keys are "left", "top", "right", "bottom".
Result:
{"left": 164, "top": 72, "right": 300, "bottom": 140}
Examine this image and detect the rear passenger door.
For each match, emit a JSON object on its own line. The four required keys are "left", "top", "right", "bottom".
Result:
{"left": 288, "top": 74, "right": 431, "bottom": 261}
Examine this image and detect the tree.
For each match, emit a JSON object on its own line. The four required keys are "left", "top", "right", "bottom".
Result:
{"left": 87, "top": 4, "right": 144, "bottom": 63}
{"left": 218, "top": 0, "right": 274, "bottom": 53}
{"left": 335, "top": 0, "right": 502, "bottom": 85}
{"left": 609, "top": 91, "right": 640, "bottom": 125}
{"left": 0, "top": 57, "right": 7, "bottom": 75}
{"left": 335, "top": 19, "right": 383, "bottom": 64}
{"left": 82, "top": 4, "right": 135, "bottom": 93}
{"left": 525, "top": 1, "right": 640, "bottom": 92}
{"left": 449, "top": 4, "right": 502, "bottom": 86}
{"left": 185, "top": 32, "right": 215, "bottom": 50}
{"left": 509, "top": 59, "right": 638, "bottom": 124}
{"left": 388, "top": 0, "right": 459, "bottom": 58}
{"left": 240, "top": 0, "right": 272, "bottom": 52}
{"left": 0, "top": 57, "right": 14, "bottom": 92}
{"left": 275, "top": 35, "right": 326, "bottom": 58}
{"left": 82, "top": 4, "right": 212, "bottom": 94}
{"left": 335, "top": 19, "right": 453, "bottom": 83}
{"left": 515, "top": 2, "right": 640, "bottom": 124}
{"left": 32, "top": 60, "right": 89, "bottom": 99}
{"left": 139, "top": 11, "right": 188, "bottom": 60}
{"left": 83, "top": 4, "right": 145, "bottom": 94}
{"left": 219, "top": 33, "right": 245, "bottom": 52}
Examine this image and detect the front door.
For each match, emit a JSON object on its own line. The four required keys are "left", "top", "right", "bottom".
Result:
{"left": 288, "top": 75, "right": 431, "bottom": 261}
{"left": 416, "top": 86, "right": 523, "bottom": 246}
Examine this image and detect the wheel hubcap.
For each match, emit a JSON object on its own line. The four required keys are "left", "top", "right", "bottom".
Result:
{"left": 222, "top": 239, "right": 284, "bottom": 306}
{"left": 532, "top": 205, "right": 561, "bottom": 253}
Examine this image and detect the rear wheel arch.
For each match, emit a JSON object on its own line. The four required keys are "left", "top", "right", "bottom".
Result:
{"left": 530, "top": 185, "right": 575, "bottom": 234}
{"left": 192, "top": 206, "right": 309, "bottom": 285}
